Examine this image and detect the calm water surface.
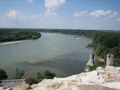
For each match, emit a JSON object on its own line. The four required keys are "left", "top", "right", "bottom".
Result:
{"left": 0, "top": 32, "right": 92, "bottom": 78}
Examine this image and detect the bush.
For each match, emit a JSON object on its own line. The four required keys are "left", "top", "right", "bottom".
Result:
{"left": 26, "top": 78, "right": 38, "bottom": 85}
{"left": 89, "top": 66, "right": 97, "bottom": 71}
{"left": 15, "top": 68, "right": 24, "bottom": 79}
{"left": 0, "top": 69, "right": 8, "bottom": 80}
{"left": 26, "top": 70, "right": 56, "bottom": 85}
{"left": 114, "top": 59, "right": 120, "bottom": 67}
{"left": 43, "top": 70, "right": 56, "bottom": 79}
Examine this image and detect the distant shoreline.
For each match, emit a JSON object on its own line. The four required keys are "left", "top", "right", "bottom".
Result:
{"left": 0, "top": 40, "right": 29, "bottom": 45}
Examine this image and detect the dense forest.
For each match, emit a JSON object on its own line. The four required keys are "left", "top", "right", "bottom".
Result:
{"left": 0, "top": 29, "right": 41, "bottom": 42}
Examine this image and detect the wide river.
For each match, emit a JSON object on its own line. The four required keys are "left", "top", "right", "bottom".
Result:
{"left": 0, "top": 32, "right": 92, "bottom": 78}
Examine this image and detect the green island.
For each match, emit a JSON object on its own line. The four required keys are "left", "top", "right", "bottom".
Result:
{"left": 0, "top": 29, "right": 41, "bottom": 43}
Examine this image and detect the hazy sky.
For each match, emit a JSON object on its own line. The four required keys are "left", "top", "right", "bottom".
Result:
{"left": 0, "top": 0, "right": 120, "bottom": 30}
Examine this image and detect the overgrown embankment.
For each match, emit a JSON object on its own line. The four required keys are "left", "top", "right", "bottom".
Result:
{"left": 78, "top": 31, "right": 120, "bottom": 67}
{"left": 0, "top": 29, "right": 41, "bottom": 42}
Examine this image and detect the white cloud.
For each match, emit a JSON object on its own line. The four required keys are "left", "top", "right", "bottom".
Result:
{"left": 6, "top": 10, "right": 18, "bottom": 18}
{"left": 74, "top": 11, "right": 88, "bottom": 17}
{"left": 74, "top": 10, "right": 119, "bottom": 20}
{"left": 90, "top": 10, "right": 118, "bottom": 18}
{"left": 3, "top": 10, "right": 30, "bottom": 21}
{"left": 27, "top": 0, "right": 34, "bottom": 3}
{"left": 44, "top": 0, "right": 66, "bottom": 15}
{"left": 45, "top": 0, "right": 66, "bottom": 10}
{"left": 109, "top": 12, "right": 118, "bottom": 18}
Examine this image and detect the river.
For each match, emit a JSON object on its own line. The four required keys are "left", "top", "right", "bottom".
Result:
{"left": 0, "top": 32, "right": 92, "bottom": 78}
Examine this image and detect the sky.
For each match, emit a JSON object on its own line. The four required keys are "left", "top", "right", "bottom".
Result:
{"left": 0, "top": 0, "right": 120, "bottom": 30}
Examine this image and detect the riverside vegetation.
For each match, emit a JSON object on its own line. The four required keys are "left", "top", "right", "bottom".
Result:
{"left": 80, "top": 31, "right": 120, "bottom": 67}
{"left": 0, "top": 68, "right": 56, "bottom": 85}
{"left": 14, "top": 68, "right": 56, "bottom": 85}
{"left": 0, "top": 29, "right": 41, "bottom": 42}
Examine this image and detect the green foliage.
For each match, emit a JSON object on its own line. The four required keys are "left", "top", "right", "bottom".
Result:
{"left": 89, "top": 66, "right": 97, "bottom": 71}
{"left": 114, "top": 59, "right": 120, "bottom": 66}
{"left": 36, "top": 70, "right": 56, "bottom": 82}
{"left": 0, "top": 69, "right": 8, "bottom": 80}
{"left": 26, "top": 70, "right": 56, "bottom": 85}
{"left": 62, "top": 30, "right": 120, "bottom": 66}
{"left": 111, "top": 47, "right": 120, "bottom": 58}
{"left": 26, "top": 78, "right": 38, "bottom": 85}
{"left": 43, "top": 70, "right": 56, "bottom": 79}
{"left": 15, "top": 68, "right": 24, "bottom": 79}
{"left": 81, "top": 31, "right": 120, "bottom": 60}
{"left": 0, "top": 30, "right": 41, "bottom": 42}
{"left": 95, "top": 33, "right": 120, "bottom": 59}
{"left": 36, "top": 72, "right": 44, "bottom": 82}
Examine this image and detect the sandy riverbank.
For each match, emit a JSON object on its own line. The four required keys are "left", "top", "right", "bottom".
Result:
{"left": 0, "top": 40, "right": 29, "bottom": 45}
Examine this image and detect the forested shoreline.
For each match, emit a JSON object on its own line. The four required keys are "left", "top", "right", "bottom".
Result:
{"left": 72, "top": 31, "right": 120, "bottom": 58}
{"left": 0, "top": 30, "right": 41, "bottom": 43}
{"left": 67, "top": 30, "right": 120, "bottom": 66}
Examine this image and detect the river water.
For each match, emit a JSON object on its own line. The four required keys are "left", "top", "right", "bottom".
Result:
{"left": 0, "top": 32, "right": 92, "bottom": 78}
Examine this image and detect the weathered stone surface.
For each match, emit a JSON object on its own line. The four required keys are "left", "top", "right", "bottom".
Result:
{"left": 32, "top": 66, "right": 120, "bottom": 90}
{"left": 106, "top": 53, "right": 114, "bottom": 66}
{"left": 86, "top": 50, "right": 94, "bottom": 67}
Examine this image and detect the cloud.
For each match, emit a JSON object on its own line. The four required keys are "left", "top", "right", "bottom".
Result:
{"left": 44, "top": 0, "right": 66, "bottom": 15}
{"left": 74, "top": 10, "right": 119, "bottom": 20}
{"left": 27, "top": 0, "right": 34, "bottom": 3}
{"left": 2, "top": 10, "right": 29, "bottom": 21}
{"left": 90, "top": 10, "right": 118, "bottom": 18}
{"left": 74, "top": 11, "right": 88, "bottom": 17}
{"left": 45, "top": 0, "right": 66, "bottom": 10}
{"left": 6, "top": 10, "right": 18, "bottom": 18}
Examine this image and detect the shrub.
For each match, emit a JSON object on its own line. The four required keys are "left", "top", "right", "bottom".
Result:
{"left": 0, "top": 69, "right": 8, "bottom": 80}
{"left": 26, "top": 70, "right": 56, "bottom": 85}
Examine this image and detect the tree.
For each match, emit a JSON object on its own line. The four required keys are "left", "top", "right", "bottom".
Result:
{"left": 43, "top": 70, "right": 56, "bottom": 79}
{"left": 26, "top": 70, "right": 56, "bottom": 85}
{"left": 15, "top": 68, "right": 24, "bottom": 79}
{"left": 0, "top": 69, "right": 8, "bottom": 80}
{"left": 36, "top": 72, "right": 44, "bottom": 82}
{"left": 25, "top": 78, "right": 38, "bottom": 85}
